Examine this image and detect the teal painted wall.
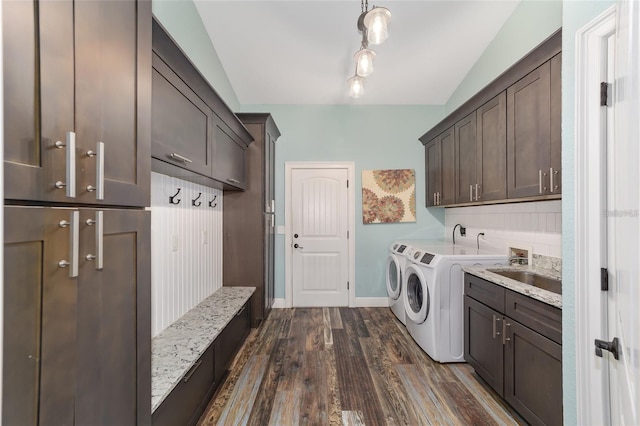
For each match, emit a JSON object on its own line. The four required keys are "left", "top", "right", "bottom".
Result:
{"left": 152, "top": 0, "right": 240, "bottom": 110}
{"left": 561, "top": 1, "right": 615, "bottom": 424}
{"left": 238, "top": 105, "right": 446, "bottom": 298}
{"left": 446, "top": 0, "right": 562, "bottom": 113}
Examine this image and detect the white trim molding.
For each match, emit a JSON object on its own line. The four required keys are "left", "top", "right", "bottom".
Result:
{"left": 284, "top": 162, "right": 356, "bottom": 308}
{"left": 354, "top": 297, "right": 389, "bottom": 308}
{"left": 574, "top": 6, "right": 616, "bottom": 425}
{"left": 272, "top": 298, "right": 287, "bottom": 309}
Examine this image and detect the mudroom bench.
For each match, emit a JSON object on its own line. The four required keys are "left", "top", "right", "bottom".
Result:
{"left": 151, "top": 286, "right": 254, "bottom": 425}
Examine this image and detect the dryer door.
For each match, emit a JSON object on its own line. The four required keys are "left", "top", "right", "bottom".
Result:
{"left": 386, "top": 254, "right": 402, "bottom": 299}
{"left": 404, "top": 264, "right": 430, "bottom": 324}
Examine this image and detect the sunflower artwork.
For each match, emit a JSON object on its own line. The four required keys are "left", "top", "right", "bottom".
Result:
{"left": 362, "top": 169, "right": 416, "bottom": 224}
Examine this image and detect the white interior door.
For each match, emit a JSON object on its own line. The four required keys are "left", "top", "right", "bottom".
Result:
{"left": 290, "top": 167, "right": 349, "bottom": 307}
{"left": 606, "top": 2, "right": 640, "bottom": 423}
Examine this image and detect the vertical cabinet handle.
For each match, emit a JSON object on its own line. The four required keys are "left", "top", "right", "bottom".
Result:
{"left": 85, "top": 211, "right": 104, "bottom": 270}
{"left": 539, "top": 169, "right": 543, "bottom": 194}
{"left": 87, "top": 142, "right": 105, "bottom": 200}
{"left": 55, "top": 131, "right": 76, "bottom": 198}
{"left": 502, "top": 320, "right": 511, "bottom": 344}
{"left": 58, "top": 211, "right": 79, "bottom": 277}
{"left": 475, "top": 184, "right": 480, "bottom": 200}
{"left": 492, "top": 315, "right": 502, "bottom": 339}
{"left": 470, "top": 185, "right": 473, "bottom": 202}
{"left": 549, "top": 167, "right": 558, "bottom": 193}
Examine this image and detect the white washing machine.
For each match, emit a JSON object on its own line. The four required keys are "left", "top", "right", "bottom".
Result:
{"left": 386, "top": 242, "right": 410, "bottom": 324}
{"left": 403, "top": 244, "right": 507, "bottom": 363}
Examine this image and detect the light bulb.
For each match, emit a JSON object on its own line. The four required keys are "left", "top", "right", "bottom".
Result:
{"left": 354, "top": 48, "right": 376, "bottom": 77}
{"left": 364, "top": 7, "right": 391, "bottom": 45}
{"left": 348, "top": 75, "right": 365, "bottom": 98}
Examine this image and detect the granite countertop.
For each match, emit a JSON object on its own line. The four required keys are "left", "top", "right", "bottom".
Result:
{"left": 151, "top": 286, "right": 255, "bottom": 412}
{"left": 463, "top": 264, "right": 562, "bottom": 309}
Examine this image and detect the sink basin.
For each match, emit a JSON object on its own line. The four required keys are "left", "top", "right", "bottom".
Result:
{"left": 488, "top": 269, "right": 562, "bottom": 295}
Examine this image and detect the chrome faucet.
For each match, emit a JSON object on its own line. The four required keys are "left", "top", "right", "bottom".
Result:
{"left": 508, "top": 255, "right": 528, "bottom": 265}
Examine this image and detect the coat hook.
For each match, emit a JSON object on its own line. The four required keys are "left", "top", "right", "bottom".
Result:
{"left": 192, "top": 192, "right": 202, "bottom": 207}
{"left": 169, "top": 188, "right": 181, "bottom": 205}
{"left": 209, "top": 195, "right": 217, "bottom": 208}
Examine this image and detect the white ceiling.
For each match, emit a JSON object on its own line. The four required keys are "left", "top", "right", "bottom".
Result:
{"left": 193, "top": 1, "right": 521, "bottom": 105}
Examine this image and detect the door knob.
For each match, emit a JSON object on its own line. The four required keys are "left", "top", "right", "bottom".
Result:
{"left": 294, "top": 243, "right": 303, "bottom": 249}
{"left": 595, "top": 337, "right": 620, "bottom": 360}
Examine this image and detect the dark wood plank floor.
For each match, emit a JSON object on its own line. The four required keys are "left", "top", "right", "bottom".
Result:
{"left": 199, "top": 308, "right": 524, "bottom": 426}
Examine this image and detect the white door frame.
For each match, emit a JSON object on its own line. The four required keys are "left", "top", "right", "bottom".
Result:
{"left": 285, "top": 162, "right": 356, "bottom": 308}
{"left": 574, "top": 6, "right": 616, "bottom": 425}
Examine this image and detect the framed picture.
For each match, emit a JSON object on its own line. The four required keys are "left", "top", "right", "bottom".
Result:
{"left": 362, "top": 169, "right": 416, "bottom": 224}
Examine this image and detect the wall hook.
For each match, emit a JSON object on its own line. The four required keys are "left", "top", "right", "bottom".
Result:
{"left": 209, "top": 195, "right": 218, "bottom": 208}
{"left": 169, "top": 188, "right": 181, "bottom": 205}
{"left": 192, "top": 192, "right": 202, "bottom": 207}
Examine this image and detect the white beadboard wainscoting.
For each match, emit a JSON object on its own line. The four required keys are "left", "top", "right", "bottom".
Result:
{"left": 150, "top": 172, "right": 223, "bottom": 337}
{"left": 445, "top": 200, "right": 562, "bottom": 258}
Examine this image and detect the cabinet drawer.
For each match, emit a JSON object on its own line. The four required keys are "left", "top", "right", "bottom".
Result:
{"left": 464, "top": 273, "right": 505, "bottom": 312}
{"left": 505, "top": 290, "right": 562, "bottom": 344}
{"left": 152, "top": 53, "right": 212, "bottom": 177}
{"left": 215, "top": 302, "right": 251, "bottom": 381}
{"left": 212, "top": 117, "right": 246, "bottom": 190}
{"left": 152, "top": 344, "right": 214, "bottom": 426}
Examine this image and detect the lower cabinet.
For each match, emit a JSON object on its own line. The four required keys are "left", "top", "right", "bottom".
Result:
{"left": 3, "top": 206, "right": 151, "bottom": 426}
{"left": 464, "top": 273, "right": 562, "bottom": 426}
{"left": 152, "top": 345, "right": 215, "bottom": 426}
{"left": 152, "top": 300, "right": 251, "bottom": 426}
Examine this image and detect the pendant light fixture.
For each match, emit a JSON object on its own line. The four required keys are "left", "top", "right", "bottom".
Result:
{"left": 348, "top": 0, "right": 391, "bottom": 98}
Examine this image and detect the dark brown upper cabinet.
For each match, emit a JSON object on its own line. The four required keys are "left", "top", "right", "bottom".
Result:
{"left": 454, "top": 112, "right": 477, "bottom": 204}
{"left": 476, "top": 92, "right": 508, "bottom": 202}
{"left": 420, "top": 30, "right": 561, "bottom": 207}
{"left": 151, "top": 19, "right": 253, "bottom": 190}
{"left": 425, "top": 127, "right": 455, "bottom": 206}
{"left": 3, "top": 0, "right": 151, "bottom": 207}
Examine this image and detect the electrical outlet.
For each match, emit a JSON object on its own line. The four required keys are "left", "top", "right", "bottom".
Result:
{"left": 460, "top": 226, "right": 466, "bottom": 236}
{"left": 172, "top": 235, "right": 179, "bottom": 252}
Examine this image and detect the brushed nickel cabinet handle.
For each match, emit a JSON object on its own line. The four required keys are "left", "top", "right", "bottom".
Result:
{"left": 58, "top": 211, "right": 79, "bottom": 278}
{"left": 55, "top": 131, "right": 76, "bottom": 198}
{"left": 550, "top": 167, "right": 558, "bottom": 193}
{"left": 502, "top": 320, "right": 511, "bottom": 344}
{"left": 169, "top": 152, "right": 193, "bottom": 163}
{"left": 492, "top": 315, "right": 501, "bottom": 339}
{"left": 475, "top": 184, "right": 480, "bottom": 200}
{"left": 84, "top": 211, "right": 104, "bottom": 270}
{"left": 470, "top": 185, "right": 473, "bottom": 202}
{"left": 539, "top": 169, "right": 543, "bottom": 194}
{"left": 183, "top": 359, "right": 203, "bottom": 383}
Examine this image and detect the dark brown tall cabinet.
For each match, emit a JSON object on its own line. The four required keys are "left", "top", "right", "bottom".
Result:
{"left": 425, "top": 127, "right": 455, "bottom": 207}
{"left": 224, "top": 114, "right": 280, "bottom": 327}
{"left": 3, "top": 1, "right": 151, "bottom": 425}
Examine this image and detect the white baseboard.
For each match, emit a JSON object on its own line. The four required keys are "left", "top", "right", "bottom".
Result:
{"left": 272, "top": 298, "right": 287, "bottom": 309}
{"left": 354, "top": 297, "right": 389, "bottom": 307}
{"left": 271, "top": 297, "right": 389, "bottom": 308}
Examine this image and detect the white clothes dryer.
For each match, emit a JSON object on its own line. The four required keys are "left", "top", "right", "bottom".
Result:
{"left": 403, "top": 244, "right": 507, "bottom": 363}
{"left": 386, "top": 242, "right": 410, "bottom": 324}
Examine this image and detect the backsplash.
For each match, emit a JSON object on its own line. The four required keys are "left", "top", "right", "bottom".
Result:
{"left": 444, "top": 200, "right": 562, "bottom": 258}
{"left": 150, "top": 172, "right": 223, "bottom": 337}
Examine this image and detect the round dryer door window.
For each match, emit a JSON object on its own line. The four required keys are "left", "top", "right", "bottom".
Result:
{"left": 385, "top": 255, "right": 402, "bottom": 299}
{"left": 404, "top": 264, "right": 430, "bottom": 324}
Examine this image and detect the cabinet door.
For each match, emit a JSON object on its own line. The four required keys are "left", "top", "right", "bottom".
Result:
{"left": 454, "top": 112, "right": 477, "bottom": 204}
{"left": 152, "top": 53, "right": 213, "bottom": 178}
{"left": 549, "top": 53, "right": 562, "bottom": 195}
{"left": 212, "top": 116, "right": 247, "bottom": 189}
{"left": 75, "top": 0, "right": 151, "bottom": 207}
{"left": 4, "top": 207, "right": 77, "bottom": 426}
{"left": 3, "top": 0, "right": 73, "bottom": 203}
{"left": 507, "top": 62, "right": 551, "bottom": 198}
{"left": 424, "top": 139, "right": 440, "bottom": 207}
{"left": 439, "top": 127, "right": 456, "bottom": 205}
{"left": 464, "top": 296, "right": 504, "bottom": 396}
{"left": 477, "top": 92, "right": 507, "bottom": 201}
{"left": 76, "top": 209, "right": 151, "bottom": 426}
{"left": 504, "top": 320, "right": 563, "bottom": 426}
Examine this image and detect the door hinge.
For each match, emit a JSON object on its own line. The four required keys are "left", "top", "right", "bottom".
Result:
{"left": 600, "top": 82, "right": 610, "bottom": 107}
{"left": 347, "top": 230, "right": 349, "bottom": 239}
{"left": 347, "top": 281, "right": 350, "bottom": 290}
{"left": 346, "top": 180, "right": 349, "bottom": 188}
{"left": 601, "top": 267, "right": 609, "bottom": 291}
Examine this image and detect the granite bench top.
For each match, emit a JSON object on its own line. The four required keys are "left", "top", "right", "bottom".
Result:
{"left": 463, "top": 265, "right": 562, "bottom": 309}
{"left": 151, "top": 286, "right": 255, "bottom": 412}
